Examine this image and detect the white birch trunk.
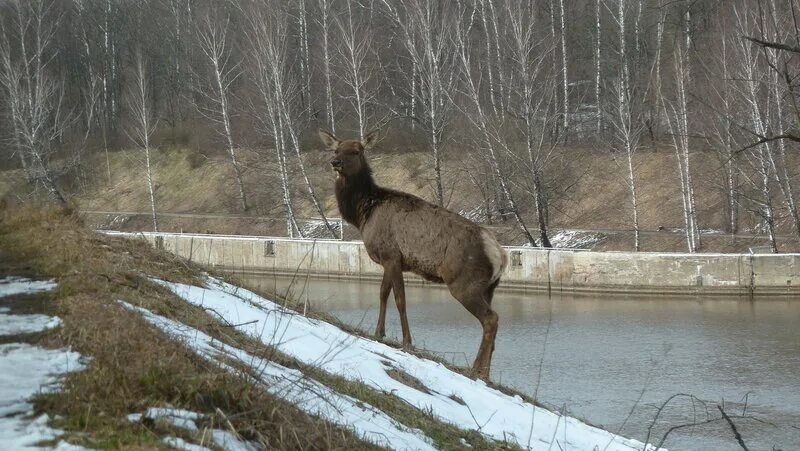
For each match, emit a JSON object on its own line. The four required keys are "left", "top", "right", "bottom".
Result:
{"left": 558, "top": 0, "right": 569, "bottom": 141}
{"left": 478, "top": 0, "right": 498, "bottom": 116}
{"left": 595, "top": 0, "right": 602, "bottom": 134}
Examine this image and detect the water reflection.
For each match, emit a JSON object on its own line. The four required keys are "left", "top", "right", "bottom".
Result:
{"left": 241, "top": 275, "right": 800, "bottom": 451}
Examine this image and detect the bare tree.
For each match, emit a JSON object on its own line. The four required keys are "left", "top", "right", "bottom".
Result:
{"left": 0, "top": 0, "right": 69, "bottom": 204}
{"left": 125, "top": 53, "right": 159, "bottom": 231}
{"left": 594, "top": 0, "right": 603, "bottom": 134}
{"left": 452, "top": 4, "right": 538, "bottom": 247}
{"left": 334, "top": 0, "right": 376, "bottom": 139}
{"left": 501, "top": 1, "right": 559, "bottom": 247}
{"left": 608, "top": 0, "right": 643, "bottom": 251}
{"left": 557, "top": 0, "right": 569, "bottom": 142}
{"left": 381, "top": 0, "right": 457, "bottom": 207}
{"left": 731, "top": 4, "right": 780, "bottom": 252}
{"left": 194, "top": 9, "right": 249, "bottom": 212}
{"left": 662, "top": 6, "right": 701, "bottom": 252}
{"left": 247, "top": 0, "right": 337, "bottom": 239}
{"left": 706, "top": 12, "right": 741, "bottom": 235}
{"left": 312, "top": 0, "right": 336, "bottom": 132}
{"left": 247, "top": 1, "right": 301, "bottom": 238}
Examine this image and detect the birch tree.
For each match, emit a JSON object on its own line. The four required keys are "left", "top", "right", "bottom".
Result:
{"left": 312, "top": 0, "right": 336, "bottom": 132}
{"left": 195, "top": 11, "right": 249, "bottom": 212}
{"left": 334, "top": 0, "right": 375, "bottom": 139}
{"left": 248, "top": 5, "right": 300, "bottom": 237}
{"left": 502, "top": 1, "right": 558, "bottom": 247}
{"left": 662, "top": 6, "right": 701, "bottom": 252}
{"left": 707, "top": 14, "right": 740, "bottom": 234}
{"left": 557, "top": 0, "right": 569, "bottom": 142}
{"left": 126, "top": 53, "right": 159, "bottom": 232}
{"left": 608, "top": 0, "right": 643, "bottom": 250}
{"left": 594, "top": 0, "right": 603, "bottom": 134}
{"left": 247, "top": 0, "right": 338, "bottom": 238}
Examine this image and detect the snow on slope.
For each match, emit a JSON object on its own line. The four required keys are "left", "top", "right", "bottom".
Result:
{"left": 127, "top": 407, "right": 261, "bottom": 451}
{"left": 120, "top": 301, "right": 435, "bottom": 451}
{"left": 0, "top": 277, "right": 57, "bottom": 298}
{"left": 0, "top": 313, "right": 61, "bottom": 336}
{"left": 0, "top": 278, "right": 85, "bottom": 450}
{"left": 153, "top": 276, "right": 660, "bottom": 451}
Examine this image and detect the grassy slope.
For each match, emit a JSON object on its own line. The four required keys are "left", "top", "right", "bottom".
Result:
{"left": 1, "top": 205, "right": 525, "bottom": 450}
{"left": 2, "top": 143, "right": 798, "bottom": 251}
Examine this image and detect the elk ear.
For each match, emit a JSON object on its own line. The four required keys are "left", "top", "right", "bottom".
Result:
{"left": 318, "top": 128, "right": 340, "bottom": 151}
{"left": 362, "top": 130, "right": 378, "bottom": 150}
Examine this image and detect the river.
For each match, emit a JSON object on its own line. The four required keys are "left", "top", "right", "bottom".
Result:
{"left": 241, "top": 275, "right": 800, "bottom": 451}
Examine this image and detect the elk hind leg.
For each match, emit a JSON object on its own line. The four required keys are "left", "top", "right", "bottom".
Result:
{"left": 450, "top": 281, "right": 498, "bottom": 379}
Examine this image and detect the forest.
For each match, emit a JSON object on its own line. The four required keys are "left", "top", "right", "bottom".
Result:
{"left": 1, "top": 0, "right": 799, "bottom": 252}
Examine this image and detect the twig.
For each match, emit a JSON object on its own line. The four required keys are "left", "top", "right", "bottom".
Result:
{"left": 718, "top": 405, "right": 750, "bottom": 451}
{"left": 214, "top": 319, "right": 259, "bottom": 328}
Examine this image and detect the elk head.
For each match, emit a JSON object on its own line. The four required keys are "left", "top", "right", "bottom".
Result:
{"left": 319, "top": 129, "right": 378, "bottom": 178}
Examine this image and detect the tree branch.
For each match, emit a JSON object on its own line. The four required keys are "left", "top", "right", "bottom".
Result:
{"left": 742, "top": 35, "right": 800, "bottom": 54}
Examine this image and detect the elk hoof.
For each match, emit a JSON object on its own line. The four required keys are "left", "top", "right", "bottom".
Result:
{"left": 374, "top": 329, "right": 385, "bottom": 340}
{"left": 402, "top": 339, "right": 412, "bottom": 350}
{"left": 472, "top": 365, "right": 490, "bottom": 381}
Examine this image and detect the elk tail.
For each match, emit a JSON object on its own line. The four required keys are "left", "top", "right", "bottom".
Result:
{"left": 481, "top": 229, "right": 507, "bottom": 284}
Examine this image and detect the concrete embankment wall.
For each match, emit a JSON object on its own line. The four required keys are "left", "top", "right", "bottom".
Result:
{"left": 106, "top": 231, "right": 800, "bottom": 296}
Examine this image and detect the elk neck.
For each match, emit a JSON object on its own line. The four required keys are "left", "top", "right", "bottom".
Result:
{"left": 335, "top": 163, "right": 382, "bottom": 229}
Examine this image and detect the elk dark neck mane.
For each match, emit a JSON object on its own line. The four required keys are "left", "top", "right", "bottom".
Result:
{"left": 335, "top": 162, "right": 385, "bottom": 228}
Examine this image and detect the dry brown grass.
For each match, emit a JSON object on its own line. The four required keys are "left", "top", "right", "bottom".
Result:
{"left": 0, "top": 204, "right": 380, "bottom": 450}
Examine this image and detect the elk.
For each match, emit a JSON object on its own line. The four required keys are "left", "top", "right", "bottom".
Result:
{"left": 319, "top": 129, "right": 507, "bottom": 379}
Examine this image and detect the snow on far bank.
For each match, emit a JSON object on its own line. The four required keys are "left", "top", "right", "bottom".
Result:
{"left": 0, "top": 343, "right": 85, "bottom": 450}
{"left": 154, "top": 276, "right": 660, "bottom": 451}
{"left": 0, "top": 277, "right": 57, "bottom": 299}
{"left": 548, "top": 230, "right": 606, "bottom": 249}
{"left": 120, "top": 301, "right": 435, "bottom": 451}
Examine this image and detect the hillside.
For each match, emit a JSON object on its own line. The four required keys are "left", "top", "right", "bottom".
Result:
{"left": 2, "top": 143, "right": 798, "bottom": 253}
{"left": 0, "top": 205, "right": 658, "bottom": 450}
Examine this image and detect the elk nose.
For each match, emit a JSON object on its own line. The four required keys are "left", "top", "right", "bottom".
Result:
{"left": 330, "top": 159, "right": 343, "bottom": 168}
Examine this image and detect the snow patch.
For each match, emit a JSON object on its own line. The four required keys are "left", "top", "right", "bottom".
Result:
{"left": 299, "top": 219, "right": 341, "bottom": 239}
{"left": 152, "top": 276, "right": 660, "bottom": 451}
{"left": 0, "top": 314, "right": 61, "bottom": 336}
{"left": 549, "top": 230, "right": 606, "bottom": 249}
{"left": 162, "top": 436, "right": 211, "bottom": 451}
{"left": 128, "top": 407, "right": 258, "bottom": 450}
{"left": 0, "top": 343, "right": 85, "bottom": 450}
{"left": 208, "top": 429, "right": 259, "bottom": 451}
{"left": 120, "top": 301, "right": 435, "bottom": 451}
{"left": 0, "top": 277, "right": 57, "bottom": 299}
{"left": 129, "top": 407, "right": 201, "bottom": 432}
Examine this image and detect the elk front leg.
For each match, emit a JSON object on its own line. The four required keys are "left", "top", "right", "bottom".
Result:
{"left": 375, "top": 270, "right": 392, "bottom": 339}
{"left": 389, "top": 263, "right": 412, "bottom": 348}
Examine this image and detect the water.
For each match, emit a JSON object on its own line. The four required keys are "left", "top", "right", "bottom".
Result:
{"left": 242, "top": 275, "right": 800, "bottom": 451}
